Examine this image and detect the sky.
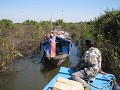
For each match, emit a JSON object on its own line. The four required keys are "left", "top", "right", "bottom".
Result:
{"left": 0, "top": 0, "right": 120, "bottom": 23}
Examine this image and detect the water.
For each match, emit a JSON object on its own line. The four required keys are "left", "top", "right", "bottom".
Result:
{"left": 0, "top": 43, "right": 80, "bottom": 90}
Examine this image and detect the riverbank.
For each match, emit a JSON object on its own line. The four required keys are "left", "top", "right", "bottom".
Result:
{"left": 0, "top": 20, "right": 52, "bottom": 87}
{"left": 0, "top": 42, "right": 80, "bottom": 90}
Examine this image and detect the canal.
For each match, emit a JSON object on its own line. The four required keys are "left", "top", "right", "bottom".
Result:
{"left": 1, "top": 43, "right": 81, "bottom": 90}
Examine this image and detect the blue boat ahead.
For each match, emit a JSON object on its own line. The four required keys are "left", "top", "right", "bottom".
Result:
{"left": 43, "top": 67, "right": 118, "bottom": 90}
{"left": 41, "top": 36, "right": 72, "bottom": 66}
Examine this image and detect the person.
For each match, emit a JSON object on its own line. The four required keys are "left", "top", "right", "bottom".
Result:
{"left": 46, "top": 34, "right": 50, "bottom": 40}
{"left": 59, "top": 31, "right": 65, "bottom": 38}
{"left": 49, "top": 33, "right": 56, "bottom": 58}
{"left": 56, "top": 31, "right": 61, "bottom": 37}
{"left": 71, "top": 38, "right": 107, "bottom": 90}
{"left": 44, "top": 35, "right": 48, "bottom": 41}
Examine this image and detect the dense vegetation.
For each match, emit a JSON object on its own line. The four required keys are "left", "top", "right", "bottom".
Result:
{"left": 0, "top": 9, "right": 120, "bottom": 84}
{"left": 93, "top": 10, "right": 120, "bottom": 82}
{"left": 0, "top": 19, "right": 52, "bottom": 85}
{"left": 62, "top": 9, "right": 120, "bottom": 83}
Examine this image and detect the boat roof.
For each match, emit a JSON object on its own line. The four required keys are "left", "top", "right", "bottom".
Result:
{"left": 42, "top": 36, "right": 71, "bottom": 44}
{"left": 56, "top": 36, "right": 71, "bottom": 43}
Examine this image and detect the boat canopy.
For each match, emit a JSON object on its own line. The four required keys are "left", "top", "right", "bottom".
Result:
{"left": 42, "top": 36, "right": 71, "bottom": 55}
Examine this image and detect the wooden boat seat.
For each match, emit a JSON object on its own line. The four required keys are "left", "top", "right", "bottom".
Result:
{"left": 53, "top": 77, "right": 84, "bottom": 90}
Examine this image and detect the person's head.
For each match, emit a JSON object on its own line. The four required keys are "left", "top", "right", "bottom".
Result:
{"left": 46, "top": 34, "right": 50, "bottom": 39}
{"left": 50, "top": 33, "right": 54, "bottom": 38}
{"left": 85, "top": 38, "right": 95, "bottom": 48}
{"left": 61, "top": 31, "right": 64, "bottom": 34}
{"left": 57, "top": 31, "right": 61, "bottom": 35}
{"left": 51, "top": 31, "right": 54, "bottom": 34}
{"left": 44, "top": 35, "right": 47, "bottom": 39}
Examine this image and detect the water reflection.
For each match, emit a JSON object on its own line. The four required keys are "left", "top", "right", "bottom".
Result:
{"left": 0, "top": 43, "right": 80, "bottom": 90}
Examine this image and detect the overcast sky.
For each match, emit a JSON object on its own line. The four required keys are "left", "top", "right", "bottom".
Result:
{"left": 0, "top": 0, "right": 120, "bottom": 23}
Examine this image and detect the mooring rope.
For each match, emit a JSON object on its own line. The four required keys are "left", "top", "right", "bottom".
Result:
{"left": 89, "top": 78, "right": 114, "bottom": 90}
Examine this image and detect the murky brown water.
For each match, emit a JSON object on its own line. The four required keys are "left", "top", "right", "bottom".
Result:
{"left": 0, "top": 43, "right": 80, "bottom": 90}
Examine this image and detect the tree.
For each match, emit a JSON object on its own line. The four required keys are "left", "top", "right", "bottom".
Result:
{"left": 0, "top": 19, "right": 13, "bottom": 28}
{"left": 55, "top": 19, "right": 64, "bottom": 26}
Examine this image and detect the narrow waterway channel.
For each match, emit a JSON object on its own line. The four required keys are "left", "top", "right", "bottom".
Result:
{"left": 1, "top": 43, "right": 81, "bottom": 90}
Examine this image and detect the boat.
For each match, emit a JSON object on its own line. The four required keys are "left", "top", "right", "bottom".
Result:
{"left": 43, "top": 67, "right": 119, "bottom": 90}
{"left": 40, "top": 36, "right": 72, "bottom": 66}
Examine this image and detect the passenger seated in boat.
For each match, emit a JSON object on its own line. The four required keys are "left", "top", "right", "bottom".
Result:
{"left": 44, "top": 35, "right": 47, "bottom": 40}
{"left": 44, "top": 34, "right": 49, "bottom": 41}
{"left": 56, "top": 31, "right": 61, "bottom": 37}
{"left": 56, "top": 31, "right": 65, "bottom": 38}
{"left": 59, "top": 31, "right": 65, "bottom": 38}
{"left": 56, "top": 41, "right": 62, "bottom": 55}
{"left": 46, "top": 34, "right": 50, "bottom": 40}
{"left": 49, "top": 34, "right": 56, "bottom": 58}
{"left": 71, "top": 38, "right": 107, "bottom": 90}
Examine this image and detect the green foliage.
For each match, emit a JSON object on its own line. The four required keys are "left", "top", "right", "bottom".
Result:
{"left": 81, "top": 22, "right": 94, "bottom": 39}
{"left": 40, "top": 21, "right": 51, "bottom": 31}
{"left": 71, "top": 9, "right": 120, "bottom": 82}
{"left": 55, "top": 19, "right": 64, "bottom": 26}
{"left": 0, "top": 19, "right": 14, "bottom": 41}
{"left": 0, "top": 19, "right": 13, "bottom": 28}
{"left": 90, "top": 9, "right": 120, "bottom": 82}
{"left": 94, "top": 9, "right": 120, "bottom": 41}
{"left": 62, "top": 22, "right": 82, "bottom": 40}
{"left": 0, "top": 20, "right": 52, "bottom": 75}
{"left": 23, "top": 19, "right": 41, "bottom": 28}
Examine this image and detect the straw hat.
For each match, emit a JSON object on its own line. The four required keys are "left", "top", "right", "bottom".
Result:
{"left": 61, "top": 31, "right": 64, "bottom": 34}
{"left": 50, "top": 33, "right": 54, "bottom": 37}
